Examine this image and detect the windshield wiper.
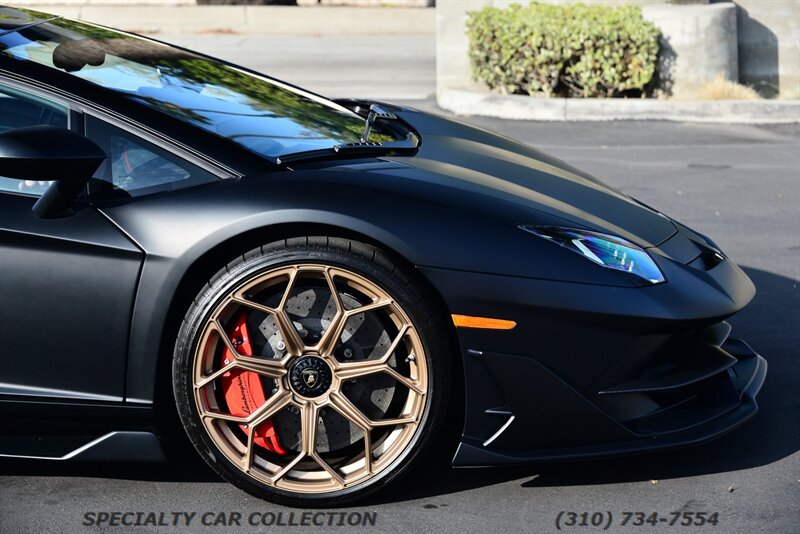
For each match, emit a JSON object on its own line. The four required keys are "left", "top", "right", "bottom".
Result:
{"left": 276, "top": 142, "right": 407, "bottom": 165}
{"left": 360, "top": 104, "right": 396, "bottom": 143}
{"left": 275, "top": 106, "right": 419, "bottom": 165}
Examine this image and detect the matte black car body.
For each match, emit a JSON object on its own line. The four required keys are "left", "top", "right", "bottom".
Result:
{"left": 0, "top": 7, "right": 765, "bottom": 468}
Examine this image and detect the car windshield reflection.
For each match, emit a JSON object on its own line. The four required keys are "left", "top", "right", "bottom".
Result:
{"left": 0, "top": 13, "right": 396, "bottom": 159}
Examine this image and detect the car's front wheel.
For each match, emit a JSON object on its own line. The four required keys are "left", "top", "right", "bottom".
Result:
{"left": 173, "top": 237, "right": 451, "bottom": 506}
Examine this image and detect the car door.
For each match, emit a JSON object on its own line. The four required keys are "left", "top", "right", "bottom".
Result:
{"left": 0, "top": 80, "right": 143, "bottom": 402}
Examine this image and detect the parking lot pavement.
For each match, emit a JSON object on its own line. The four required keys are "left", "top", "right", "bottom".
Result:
{"left": 1, "top": 115, "right": 797, "bottom": 534}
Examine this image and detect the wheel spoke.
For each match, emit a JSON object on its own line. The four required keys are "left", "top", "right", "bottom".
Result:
{"left": 303, "top": 401, "right": 345, "bottom": 487}
{"left": 330, "top": 391, "right": 415, "bottom": 428}
{"left": 335, "top": 359, "right": 388, "bottom": 381}
{"left": 250, "top": 390, "right": 293, "bottom": 426}
{"left": 201, "top": 390, "right": 291, "bottom": 427}
{"left": 198, "top": 320, "right": 287, "bottom": 383}
{"left": 316, "top": 315, "right": 345, "bottom": 359}
{"left": 382, "top": 324, "right": 411, "bottom": 363}
{"left": 363, "top": 428, "right": 373, "bottom": 475}
{"left": 274, "top": 310, "right": 305, "bottom": 356}
{"left": 196, "top": 359, "right": 237, "bottom": 388}
{"left": 273, "top": 268, "right": 307, "bottom": 356}
{"left": 371, "top": 416, "right": 417, "bottom": 427}
{"left": 323, "top": 268, "right": 344, "bottom": 313}
{"left": 242, "top": 419, "right": 256, "bottom": 471}
{"left": 241, "top": 392, "right": 293, "bottom": 471}
{"left": 383, "top": 365, "right": 426, "bottom": 395}
{"left": 271, "top": 451, "right": 305, "bottom": 484}
{"left": 201, "top": 411, "right": 248, "bottom": 424}
{"left": 228, "top": 270, "right": 302, "bottom": 355}
{"left": 300, "top": 402, "right": 318, "bottom": 454}
{"left": 318, "top": 298, "right": 393, "bottom": 364}
{"left": 234, "top": 357, "right": 287, "bottom": 379}
{"left": 330, "top": 391, "right": 373, "bottom": 430}
{"left": 230, "top": 296, "right": 277, "bottom": 316}
{"left": 278, "top": 266, "right": 300, "bottom": 311}
{"left": 313, "top": 268, "right": 345, "bottom": 357}
{"left": 336, "top": 357, "right": 424, "bottom": 395}
{"left": 200, "top": 412, "right": 250, "bottom": 425}
{"left": 346, "top": 298, "right": 393, "bottom": 318}
{"left": 311, "top": 451, "right": 345, "bottom": 487}
{"left": 211, "top": 319, "right": 243, "bottom": 358}
{"left": 329, "top": 394, "right": 373, "bottom": 475}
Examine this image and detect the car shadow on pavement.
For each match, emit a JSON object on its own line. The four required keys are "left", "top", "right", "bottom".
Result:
{"left": 1, "top": 267, "right": 797, "bottom": 506}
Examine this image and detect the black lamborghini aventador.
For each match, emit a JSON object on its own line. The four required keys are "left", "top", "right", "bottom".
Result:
{"left": 0, "top": 6, "right": 766, "bottom": 506}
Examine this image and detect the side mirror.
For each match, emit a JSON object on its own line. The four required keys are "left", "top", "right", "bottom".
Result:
{"left": 0, "top": 125, "right": 106, "bottom": 218}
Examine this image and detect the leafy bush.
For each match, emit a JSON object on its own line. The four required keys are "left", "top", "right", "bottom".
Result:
{"left": 466, "top": 2, "right": 660, "bottom": 98}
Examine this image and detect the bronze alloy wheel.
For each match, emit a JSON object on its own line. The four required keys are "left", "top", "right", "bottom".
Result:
{"left": 174, "top": 238, "right": 449, "bottom": 505}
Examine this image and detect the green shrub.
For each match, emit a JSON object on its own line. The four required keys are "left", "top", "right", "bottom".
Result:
{"left": 466, "top": 2, "right": 660, "bottom": 98}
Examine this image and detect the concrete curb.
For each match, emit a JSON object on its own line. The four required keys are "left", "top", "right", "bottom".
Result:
{"left": 438, "top": 88, "right": 800, "bottom": 124}
{"left": 18, "top": 4, "right": 436, "bottom": 35}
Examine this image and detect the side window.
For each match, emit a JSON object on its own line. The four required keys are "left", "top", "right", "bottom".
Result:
{"left": 0, "top": 83, "right": 69, "bottom": 196}
{"left": 86, "top": 116, "right": 217, "bottom": 200}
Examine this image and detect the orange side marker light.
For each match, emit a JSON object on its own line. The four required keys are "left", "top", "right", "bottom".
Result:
{"left": 451, "top": 314, "right": 517, "bottom": 330}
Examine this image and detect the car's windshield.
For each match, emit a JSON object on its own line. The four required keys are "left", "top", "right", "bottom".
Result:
{"left": 0, "top": 8, "right": 396, "bottom": 160}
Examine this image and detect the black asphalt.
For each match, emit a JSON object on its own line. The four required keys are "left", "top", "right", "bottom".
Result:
{"left": 1, "top": 114, "right": 798, "bottom": 534}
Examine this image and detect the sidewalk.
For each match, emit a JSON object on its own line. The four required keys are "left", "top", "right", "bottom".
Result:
{"left": 440, "top": 88, "right": 800, "bottom": 124}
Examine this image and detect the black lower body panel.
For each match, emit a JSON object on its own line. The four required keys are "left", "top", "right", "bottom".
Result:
{"left": 452, "top": 339, "right": 766, "bottom": 466}
{"left": 0, "top": 398, "right": 165, "bottom": 461}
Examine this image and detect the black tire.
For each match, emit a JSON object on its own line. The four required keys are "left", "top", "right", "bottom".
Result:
{"left": 173, "top": 236, "right": 452, "bottom": 507}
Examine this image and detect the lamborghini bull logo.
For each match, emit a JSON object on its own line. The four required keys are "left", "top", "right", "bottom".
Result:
{"left": 302, "top": 369, "right": 319, "bottom": 388}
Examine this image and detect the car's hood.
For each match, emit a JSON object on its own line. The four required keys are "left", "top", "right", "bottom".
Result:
{"left": 391, "top": 110, "right": 677, "bottom": 248}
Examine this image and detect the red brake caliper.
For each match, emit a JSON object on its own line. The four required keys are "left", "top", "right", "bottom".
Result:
{"left": 221, "top": 313, "right": 287, "bottom": 455}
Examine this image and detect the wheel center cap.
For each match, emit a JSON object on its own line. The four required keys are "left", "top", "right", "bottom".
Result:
{"left": 290, "top": 356, "right": 333, "bottom": 398}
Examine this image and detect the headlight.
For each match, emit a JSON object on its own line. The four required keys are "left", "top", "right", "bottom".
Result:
{"left": 519, "top": 225, "right": 665, "bottom": 285}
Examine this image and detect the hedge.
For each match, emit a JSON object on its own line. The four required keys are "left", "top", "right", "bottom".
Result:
{"left": 466, "top": 2, "right": 660, "bottom": 98}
